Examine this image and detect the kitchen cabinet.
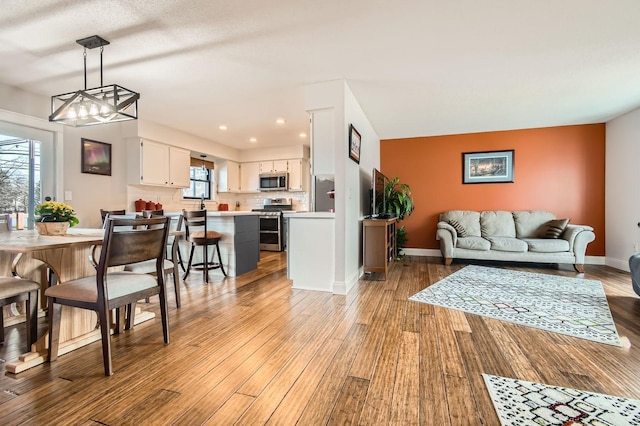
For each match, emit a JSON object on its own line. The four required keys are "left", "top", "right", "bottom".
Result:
{"left": 259, "top": 160, "right": 288, "bottom": 174}
{"left": 240, "top": 162, "right": 260, "bottom": 192}
{"left": 218, "top": 160, "right": 240, "bottom": 193}
{"left": 127, "top": 139, "right": 190, "bottom": 187}
{"left": 287, "top": 158, "right": 309, "bottom": 192}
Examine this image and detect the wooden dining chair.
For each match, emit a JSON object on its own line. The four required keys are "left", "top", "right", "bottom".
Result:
{"left": 0, "top": 278, "right": 39, "bottom": 353}
{"left": 100, "top": 209, "right": 126, "bottom": 225}
{"left": 124, "top": 213, "right": 184, "bottom": 308}
{"left": 182, "top": 210, "right": 226, "bottom": 283}
{"left": 45, "top": 215, "right": 170, "bottom": 376}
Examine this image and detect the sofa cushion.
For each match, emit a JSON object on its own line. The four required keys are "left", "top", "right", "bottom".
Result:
{"left": 522, "top": 238, "right": 570, "bottom": 253}
{"left": 480, "top": 211, "right": 516, "bottom": 238}
{"left": 456, "top": 236, "right": 491, "bottom": 251}
{"left": 447, "top": 219, "right": 468, "bottom": 237}
{"left": 439, "top": 211, "right": 481, "bottom": 237}
{"left": 485, "top": 236, "right": 528, "bottom": 252}
{"left": 537, "top": 218, "right": 570, "bottom": 239}
{"left": 513, "top": 211, "right": 556, "bottom": 238}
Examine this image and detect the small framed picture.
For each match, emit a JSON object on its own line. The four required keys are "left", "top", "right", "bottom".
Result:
{"left": 462, "top": 150, "right": 514, "bottom": 184}
{"left": 349, "top": 124, "right": 361, "bottom": 164}
{"left": 81, "top": 138, "right": 112, "bottom": 176}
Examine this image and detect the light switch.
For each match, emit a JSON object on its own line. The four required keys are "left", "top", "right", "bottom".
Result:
{"left": 64, "top": 191, "right": 72, "bottom": 201}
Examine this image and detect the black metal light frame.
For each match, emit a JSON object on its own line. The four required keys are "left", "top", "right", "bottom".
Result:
{"left": 49, "top": 35, "right": 140, "bottom": 127}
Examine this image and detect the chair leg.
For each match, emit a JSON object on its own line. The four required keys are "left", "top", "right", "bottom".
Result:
{"left": 0, "top": 310, "right": 4, "bottom": 343}
{"left": 114, "top": 307, "right": 126, "bottom": 334}
{"left": 182, "top": 246, "right": 195, "bottom": 280}
{"left": 126, "top": 303, "right": 137, "bottom": 330}
{"left": 215, "top": 242, "right": 227, "bottom": 277}
{"left": 98, "top": 307, "right": 113, "bottom": 376}
{"left": 47, "top": 301, "right": 62, "bottom": 362}
{"left": 203, "top": 244, "right": 209, "bottom": 283}
{"left": 26, "top": 290, "right": 38, "bottom": 352}
{"left": 172, "top": 263, "right": 181, "bottom": 309}
{"left": 176, "top": 245, "right": 186, "bottom": 273}
{"left": 158, "top": 280, "right": 170, "bottom": 345}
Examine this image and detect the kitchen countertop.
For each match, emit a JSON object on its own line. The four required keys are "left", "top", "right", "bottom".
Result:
{"left": 283, "top": 211, "right": 335, "bottom": 219}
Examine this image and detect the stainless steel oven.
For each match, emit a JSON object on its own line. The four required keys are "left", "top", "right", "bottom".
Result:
{"left": 252, "top": 198, "right": 292, "bottom": 251}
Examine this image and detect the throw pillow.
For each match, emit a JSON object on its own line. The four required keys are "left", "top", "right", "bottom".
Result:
{"left": 537, "top": 218, "right": 570, "bottom": 239}
{"left": 448, "top": 219, "right": 468, "bottom": 237}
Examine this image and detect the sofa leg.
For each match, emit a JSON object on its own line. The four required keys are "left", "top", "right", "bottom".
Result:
{"left": 444, "top": 257, "right": 452, "bottom": 266}
{"left": 574, "top": 264, "right": 585, "bottom": 273}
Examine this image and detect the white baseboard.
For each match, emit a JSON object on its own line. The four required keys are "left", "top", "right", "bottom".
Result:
{"left": 606, "top": 257, "right": 630, "bottom": 272}
{"left": 400, "top": 249, "right": 607, "bottom": 267}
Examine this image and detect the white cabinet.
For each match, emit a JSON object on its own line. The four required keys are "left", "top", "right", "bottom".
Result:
{"left": 259, "top": 160, "right": 288, "bottom": 174}
{"left": 287, "top": 159, "right": 309, "bottom": 192}
{"left": 128, "top": 139, "right": 190, "bottom": 188}
{"left": 240, "top": 162, "right": 260, "bottom": 192}
{"left": 218, "top": 160, "right": 240, "bottom": 193}
{"left": 168, "top": 147, "right": 191, "bottom": 187}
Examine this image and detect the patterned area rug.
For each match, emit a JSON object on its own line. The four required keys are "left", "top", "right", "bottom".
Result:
{"left": 409, "top": 265, "right": 620, "bottom": 346}
{"left": 483, "top": 374, "right": 640, "bottom": 425}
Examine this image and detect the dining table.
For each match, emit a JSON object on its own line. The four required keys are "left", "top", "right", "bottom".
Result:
{"left": 0, "top": 226, "right": 178, "bottom": 374}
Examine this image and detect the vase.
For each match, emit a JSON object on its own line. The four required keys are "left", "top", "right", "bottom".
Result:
{"left": 36, "top": 221, "right": 69, "bottom": 236}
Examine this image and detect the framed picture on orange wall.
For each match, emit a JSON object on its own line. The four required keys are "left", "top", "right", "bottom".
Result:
{"left": 462, "top": 150, "right": 514, "bottom": 184}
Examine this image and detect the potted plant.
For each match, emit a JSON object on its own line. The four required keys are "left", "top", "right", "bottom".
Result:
{"left": 35, "top": 201, "right": 79, "bottom": 235}
{"left": 383, "top": 177, "right": 415, "bottom": 258}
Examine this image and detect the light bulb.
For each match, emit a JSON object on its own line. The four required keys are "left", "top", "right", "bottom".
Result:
{"left": 78, "top": 102, "right": 88, "bottom": 119}
{"left": 89, "top": 102, "right": 99, "bottom": 116}
{"left": 100, "top": 94, "right": 111, "bottom": 116}
{"left": 67, "top": 105, "right": 77, "bottom": 120}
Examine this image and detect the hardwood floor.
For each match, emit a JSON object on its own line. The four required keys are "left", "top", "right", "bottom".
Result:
{"left": 0, "top": 253, "right": 639, "bottom": 425}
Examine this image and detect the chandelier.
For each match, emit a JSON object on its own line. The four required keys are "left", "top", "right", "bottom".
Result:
{"left": 49, "top": 35, "right": 140, "bottom": 127}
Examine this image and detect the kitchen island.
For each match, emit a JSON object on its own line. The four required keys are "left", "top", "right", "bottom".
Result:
{"left": 171, "top": 211, "right": 260, "bottom": 277}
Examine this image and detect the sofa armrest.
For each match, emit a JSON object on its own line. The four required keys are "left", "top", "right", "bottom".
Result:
{"left": 562, "top": 224, "right": 595, "bottom": 263}
{"left": 436, "top": 222, "right": 456, "bottom": 259}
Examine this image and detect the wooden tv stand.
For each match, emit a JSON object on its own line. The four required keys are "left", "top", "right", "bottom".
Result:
{"left": 363, "top": 217, "right": 396, "bottom": 279}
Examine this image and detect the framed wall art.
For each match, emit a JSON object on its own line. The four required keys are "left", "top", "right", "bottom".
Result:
{"left": 462, "top": 149, "right": 514, "bottom": 184}
{"left": 81, "top": 138, "right": 112, "bottom": 176}
{"left": 348, "top": 124, "right": 361, "bottom": 164}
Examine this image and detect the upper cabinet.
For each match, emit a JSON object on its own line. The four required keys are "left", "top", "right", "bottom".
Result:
{"left": 240, "top": 162, "right": 260, "bottom": 192}
{"left": 287, "top": 158, "right": 309, "bottom": 192}
{"left": 259, "top": 160, "right": 288, "bottom": 174}
{"left": 128, "top": 139, "right": 190, "bottom": 188}
{"left": 218, "top": 160, "right": 240, "bottom": 193}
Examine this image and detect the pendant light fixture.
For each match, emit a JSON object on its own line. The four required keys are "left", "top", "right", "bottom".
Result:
{"left": 49, "top": 35, "right": 140, "bottom": 127}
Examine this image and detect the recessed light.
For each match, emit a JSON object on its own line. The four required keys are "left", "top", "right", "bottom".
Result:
{"left": 299, "top": 132, "right": 307, "bottom": 138}
{"left": 218, "top": 125, "right": 227, "bottom": 130}
{"left": 249, "top": 137, "right": 257, "bottom": 143}
{"left": 276, "top": 118, "right": 285, "bottom": 125}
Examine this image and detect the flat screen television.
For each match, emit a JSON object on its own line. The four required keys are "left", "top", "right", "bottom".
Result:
{"left": 371, "top": 168, "right": 392, "bottom": 219}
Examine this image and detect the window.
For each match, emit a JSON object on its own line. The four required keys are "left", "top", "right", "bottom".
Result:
{"left": 0, "top": 136, "right": 49, "bottom": 229}
{"left": 183, "top": 165, "right": 211, "bottom": 200}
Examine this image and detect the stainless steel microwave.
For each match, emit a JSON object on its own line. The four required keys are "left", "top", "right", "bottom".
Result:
{"left": 259, "top": 172, "right": 288, "bottom": 191}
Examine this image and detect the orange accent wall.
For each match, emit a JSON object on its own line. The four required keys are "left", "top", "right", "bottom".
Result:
{"left": 381, "top": 124, "right": 605, "bottom": 256}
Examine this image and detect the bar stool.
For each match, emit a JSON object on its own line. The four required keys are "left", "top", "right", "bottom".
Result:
{"left": 100, "top": 209, "right": 125, "bottom": 226}
{"left": 0, "top": 278, "right": 39, "bottom": 352}
{"left": 182, "top": 210, "right": 226, "bottom": 283}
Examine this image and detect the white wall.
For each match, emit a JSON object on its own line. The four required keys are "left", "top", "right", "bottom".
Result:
{"left": 304, "top": 80, "right": 380, "bottom": 294}
{"left": 605, "top": 106, "right": 640, "bottom": 271}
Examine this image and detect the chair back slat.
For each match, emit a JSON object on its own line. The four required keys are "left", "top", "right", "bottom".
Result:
{"left": 100, "top": 216, "right": 169, "bottom": 268}
{"left": 183, "top": 210, "right": 207, "bottom": 238}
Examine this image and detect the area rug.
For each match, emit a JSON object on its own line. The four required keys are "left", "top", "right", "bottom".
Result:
{"left": 483, "top": 374, "right": 640, "bottom": 425}
{"left": 409, "top": 265, "right": 621, "bottom": 346}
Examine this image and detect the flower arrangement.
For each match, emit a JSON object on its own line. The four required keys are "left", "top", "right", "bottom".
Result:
{"left": 35, "top": 201, "right": 79, "bottom": 227}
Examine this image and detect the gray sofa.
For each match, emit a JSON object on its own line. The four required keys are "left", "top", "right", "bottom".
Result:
{"left": 436, "top": 210, "right": 596, "bottom": 272}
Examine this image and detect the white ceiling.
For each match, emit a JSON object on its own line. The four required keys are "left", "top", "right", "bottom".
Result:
{"left": 1, "top": 0, "right": 640, "bottom": 150}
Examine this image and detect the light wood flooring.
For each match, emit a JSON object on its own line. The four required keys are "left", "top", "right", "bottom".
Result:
{"left": 0, "top": 253, "right": 639, "bottom": 425}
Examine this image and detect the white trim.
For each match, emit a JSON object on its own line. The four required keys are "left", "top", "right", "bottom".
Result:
{"left": 0, "top": 108, "right": 64, "bottom": 202}
{"left": 401, "top": 248, "right": 606, "bottom": 266}
{"left": 333, "top": 281, "right": 347, "bottom": 295}
{"left": 606, "top": 257, "right": 630, "bottom": 272}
